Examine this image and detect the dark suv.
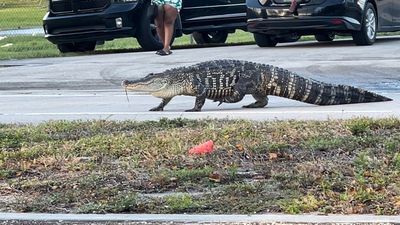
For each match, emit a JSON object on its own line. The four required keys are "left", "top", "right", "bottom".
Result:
{"left": 43, "top": 0, "right": 246, "bottom": 53}
{"left": 246, "top": 0, "right": 400, "bottom": 47}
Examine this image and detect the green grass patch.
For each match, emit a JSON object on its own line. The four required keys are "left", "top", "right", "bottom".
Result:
{"left": 1, "top": 118, "right": 400, "bottom": 214}
{"left": 0, "top": 7, "right": 47, "bottom": 29}
{"left": 0, "top": 31, "right": 254, "bottom": 60}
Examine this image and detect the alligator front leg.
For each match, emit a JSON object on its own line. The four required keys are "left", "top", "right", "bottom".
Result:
{"left": 186, "top": 85, "right": 206, "bottom": 112}
{"left": 149, "top": 98, "right": 172, "bottom": 111}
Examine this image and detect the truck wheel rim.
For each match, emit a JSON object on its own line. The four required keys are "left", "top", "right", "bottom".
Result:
{"left": 366, "top": 8, "right": 376, "bottom": 40}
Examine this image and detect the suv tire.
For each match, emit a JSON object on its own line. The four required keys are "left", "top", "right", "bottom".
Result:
{"left": 352, "top": 2, "right": 377, "bottom": 46}
{"left": 192, "top": 31, "right": 229, "bottom": 44}
{"left": 136, "top": 1, "right": 165, "bottom": 51}
{"left": 254, "top": 33, "right": 278, "bottom": 47}
{"left": 315, "top": 33, "right": 335, "bottom": 42}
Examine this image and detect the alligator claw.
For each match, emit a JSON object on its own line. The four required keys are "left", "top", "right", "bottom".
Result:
{"left": 213, "top": 99, "right": 224, "bottom": 106}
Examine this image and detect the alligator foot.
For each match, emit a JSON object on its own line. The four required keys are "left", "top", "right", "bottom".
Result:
{"left": 242, "top": 102, "right": 268, "bottom": 108}
{"left": 149, "top": 107, "right": 164, "bottom": 111}
{"left": 185, "top": 108, "right": 201, "bottom": 112}
{"left": 215, "top": 100, "right": 224, "bottom": 106}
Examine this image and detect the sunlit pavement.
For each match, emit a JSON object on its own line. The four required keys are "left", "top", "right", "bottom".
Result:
{"left": 1, "top": 37, "right": 400, "bottom": 123}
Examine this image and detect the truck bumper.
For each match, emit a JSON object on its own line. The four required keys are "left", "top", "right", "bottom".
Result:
{"left": 43, "top": 3, "right": 141, "bottom": 44}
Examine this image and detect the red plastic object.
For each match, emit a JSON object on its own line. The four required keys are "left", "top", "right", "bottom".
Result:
{"left": 188, "top": 140, "right": 214, "bottom": 155}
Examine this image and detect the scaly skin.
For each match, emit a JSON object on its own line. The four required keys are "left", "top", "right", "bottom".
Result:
{"left": 122, "top": 60, "right": 392, "bottom": 112}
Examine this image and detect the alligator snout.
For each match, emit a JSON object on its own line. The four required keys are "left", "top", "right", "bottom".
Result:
{"left": 121, "top": 80, "right": 129, "bottom": 87}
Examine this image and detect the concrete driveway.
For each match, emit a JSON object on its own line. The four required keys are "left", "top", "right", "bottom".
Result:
{"left": 1, "top": 36, "right": 400, "bottom": 123}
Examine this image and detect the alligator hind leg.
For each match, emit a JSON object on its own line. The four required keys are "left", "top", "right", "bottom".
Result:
{"left": 149, "top": 98, "right": 172, "bottom": 111}
{"left": 220, "top": 87, "right": 246, "bottom": 104}
{"left": 243, "top": 93, "right": 269, "bottom": 108}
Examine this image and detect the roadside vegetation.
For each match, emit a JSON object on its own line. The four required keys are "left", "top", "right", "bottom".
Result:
{"left": 1, "top": 118, "right": 399, "bottom": 214}
{"left": 0, "top": 31, "right": 255, "bottom": 60}
{"left": 0, "top": 0, "right": 47, "bottom": 29}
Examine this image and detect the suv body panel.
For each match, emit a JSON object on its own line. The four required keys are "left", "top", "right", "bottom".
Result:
{"left": 246, "top": 0, "right": 400, "bottom": 35}
{"left": 180, "top": 0, "right": 247, "bottom": 33}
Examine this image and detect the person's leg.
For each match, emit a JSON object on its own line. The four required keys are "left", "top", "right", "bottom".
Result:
{"left": 162, "top": 4, "right": 178, "bottom": 52}
{"left": 154, "top": 5, "right": 165, "bottom": 45}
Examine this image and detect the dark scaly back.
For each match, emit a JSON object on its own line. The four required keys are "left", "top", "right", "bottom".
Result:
{"left": 257, "top": 64, "right": 392, "bottom": 105}
{"left": 179, "top": 60, "right": 246, "bottom": 99}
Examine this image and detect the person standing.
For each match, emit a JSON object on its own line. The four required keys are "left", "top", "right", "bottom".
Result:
{"left": 152, "top": 0, "right": 182, "bottom": 56}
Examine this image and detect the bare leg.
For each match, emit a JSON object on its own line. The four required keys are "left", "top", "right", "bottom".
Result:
{"left": 162, "top": 4, "right": 178, "bottom": 52}
{"left": 154, "top": 5, "right": 165, "bottom": 44}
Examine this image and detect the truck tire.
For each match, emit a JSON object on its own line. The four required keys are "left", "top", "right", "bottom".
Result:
{"left": 137, "top": 1, "right": 171, "bottom": 51}
{"left": 253, "top": 33, "right": 278, "bottom": 47}
{"left": 352, "top": 2, "right": 377, "bottom": 46}
{"left": 192, "top": 31, "right": 228, "bottom": 44}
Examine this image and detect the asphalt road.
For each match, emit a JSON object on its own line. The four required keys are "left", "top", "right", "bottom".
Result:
{"left": 1, "top": 36, "right": 400, "bottom": 124}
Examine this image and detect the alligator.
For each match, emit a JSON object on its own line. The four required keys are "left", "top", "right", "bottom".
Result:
{"left": 121, "top": 59, "right": 392, "bottom": 112}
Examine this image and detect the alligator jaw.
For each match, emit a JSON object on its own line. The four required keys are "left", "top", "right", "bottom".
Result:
{"left": 121, "top": 79, "right": 166, "bottom": 93}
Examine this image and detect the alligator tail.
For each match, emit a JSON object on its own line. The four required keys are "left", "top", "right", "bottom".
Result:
{"left": 266, "top": 68, "right": 392, "bottom": 105}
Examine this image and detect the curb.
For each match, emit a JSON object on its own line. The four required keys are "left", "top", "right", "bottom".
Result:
{"left": 0, "top": 213, "right": 399, "bottom": 224}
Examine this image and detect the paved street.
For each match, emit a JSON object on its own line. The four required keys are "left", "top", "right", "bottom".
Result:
{"left": 1, "top": 36, "right": 400, "bottom": 123}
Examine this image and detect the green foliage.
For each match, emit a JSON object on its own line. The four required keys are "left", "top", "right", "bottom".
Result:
{"left": 279, "top": 195, "right": 323, "bottom": 214}
{"left": 164, "top": 194, "right": 198, "bottom": 213}
{"left": 393, "top": 153, "right": 400, "bottom": 170}
{"left": 347, "top": 118, "right": 372, "bottom": 136}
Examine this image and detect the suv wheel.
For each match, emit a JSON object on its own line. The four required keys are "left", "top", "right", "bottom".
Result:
{"left": 254, "top": 33, "right": 278, "bottom": 47}
{"left": 57, "top": 41, "right": 96, "bottom": 53}
{"left": 136, "top": 1, "right": 173, "bottom": 51}
{"left": 352, "top": 3, "right": 377, "bottom": 45}
{"left": 192, "top": 31, "right": 229, "bottom": 44}
{"left": 315, "top": 33, "right": 335, "bottom": 42}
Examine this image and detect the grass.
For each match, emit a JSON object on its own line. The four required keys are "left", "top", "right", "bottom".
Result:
{"left": 0, "top": 7, "right": 47, "bottom": 29}
{"left": 0, "top": 31, "right": 255, "bottom": 60}
{"left": 0, "top": 0, "right": 47, "bottom": 29}
{"left": 0, "top": 118, "right": 399, "bottom": 214}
